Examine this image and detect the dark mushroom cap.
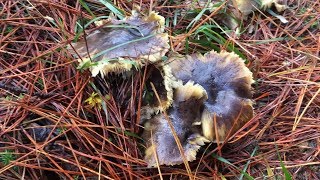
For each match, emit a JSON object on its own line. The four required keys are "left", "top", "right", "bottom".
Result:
{"left": 142, "top": 82, "right": 209, "bottom": 167}
{"left": 142, "top": 50, "right": 254, "bottom": 167}
{"left": 167, "top": 50, "right": 254, "bottom": 142}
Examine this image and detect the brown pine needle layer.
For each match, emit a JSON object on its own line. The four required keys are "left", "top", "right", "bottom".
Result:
{"left": 0, "top": 0, "right": 319, "bottom": 179}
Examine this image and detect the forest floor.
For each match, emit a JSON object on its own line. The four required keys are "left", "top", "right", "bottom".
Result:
{"left": 0, "top": 0, "right": 319, "bottom": 179}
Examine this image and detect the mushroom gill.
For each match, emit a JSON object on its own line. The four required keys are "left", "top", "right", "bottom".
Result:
{"left": 140, "top": 64, "right": 176, "bottom": 120}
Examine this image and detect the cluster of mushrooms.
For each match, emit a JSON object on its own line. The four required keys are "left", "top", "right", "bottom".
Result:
{"left": 68, "top": 10, "right": 254, "bottom": 167}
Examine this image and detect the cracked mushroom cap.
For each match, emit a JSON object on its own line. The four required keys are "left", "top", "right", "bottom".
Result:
{"left": 167, "top": 50, "right": 254, "bottom": 142}
{"left": 68, "top": 11, "right": 169, "bottom": 77}
{"left": 142, "top": 81, "right": 210, "bottom": 167}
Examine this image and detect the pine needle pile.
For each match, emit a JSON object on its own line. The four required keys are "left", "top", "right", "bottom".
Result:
{"left": 0, "top": 0, "right": 319, "bottom": 179}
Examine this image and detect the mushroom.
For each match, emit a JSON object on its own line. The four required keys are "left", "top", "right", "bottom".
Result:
{"left": 179, "top": 0, "right": 287, "bottom": 32}
{"left": 68, "top": 11, "right": 169, "bottom": 77}
{"left": 142, "top": 50, "right": 254, "bottom": 167}
{"left": 142, "top": 81, "right": 210, "bottom": 167}
{"left": 167, "top": 50, "right": 254, "bottom": 142}
{"left": 67, "top": 10, "right": 255, "bottom": 167}
{"left": 68, "top": 11, "right": 174, "bottom": 117}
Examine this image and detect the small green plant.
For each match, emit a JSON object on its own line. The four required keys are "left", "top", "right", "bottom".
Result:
{"left": 0, "top": 150, "right": 15, "bottom": 166}
{"left": 5, "top": 96, "right": 12, "bottom": 100}
{"left": 37, "top": 78, "right": 44, "bottom": 90}
{"left": 57, "top": 127, "right": 67, "bottom": 134}
{"left": 195, "top": 25, "right": 246, "bottom": 60}
{"left": 85, "top": 92, "right": 102, "bottom": 109}
{"left": 4, "top": 25, "right": 14, "bottom": 35}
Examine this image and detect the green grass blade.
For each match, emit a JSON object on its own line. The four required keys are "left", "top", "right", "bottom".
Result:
{"left": 116, "top": 128, "right": 143, "bottom": 140}
{"left": 84, "top": 16, "right": 110, "bottom": 29}
{"left": 276, "top": 144, "right": 292, "bottom": 180}
{"left": 195, "top": 26, "right": 247, "bottom": 60}
{"left": 186, "top": 1, "right": 210, "bottom": 29}
{"left": 190, "top": 38, "right": 219, "bottom": 52}
{"left": 212, "top": 154, "right": 254, "bottom": 180}
{"left": 251, "top": 37, "right": 293, "bottom": 44}
{"left": 266, "top": 9, "right": 288, "bottom": 24}
{"left": 173, "top": 10, "right": 179, "bottom": 27}
{"left": 98, "top": 0, "right": 124, "bottom": 19}
{"left": 73, "top": 16, "right": 109, "bottom": 42}
{"left": 239, "top": 146, "right": 258, "bottom": 180}
{"left": 79, "top": 0, "right": 95, "bottom": 17}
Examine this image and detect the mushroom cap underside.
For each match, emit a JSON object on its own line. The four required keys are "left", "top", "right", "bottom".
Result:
{"left": 140, "top": 64, "right": 176, "bottom": 121}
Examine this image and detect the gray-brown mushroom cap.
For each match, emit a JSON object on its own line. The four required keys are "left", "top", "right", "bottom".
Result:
{"left": 167, "top": 50, "right": 254, "bottom": 142}
{"left": 68, "top": 11, "right": 169, "bottom": 76}
{"left": 142, "top": 82, "right": 210, "bottom": 167}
